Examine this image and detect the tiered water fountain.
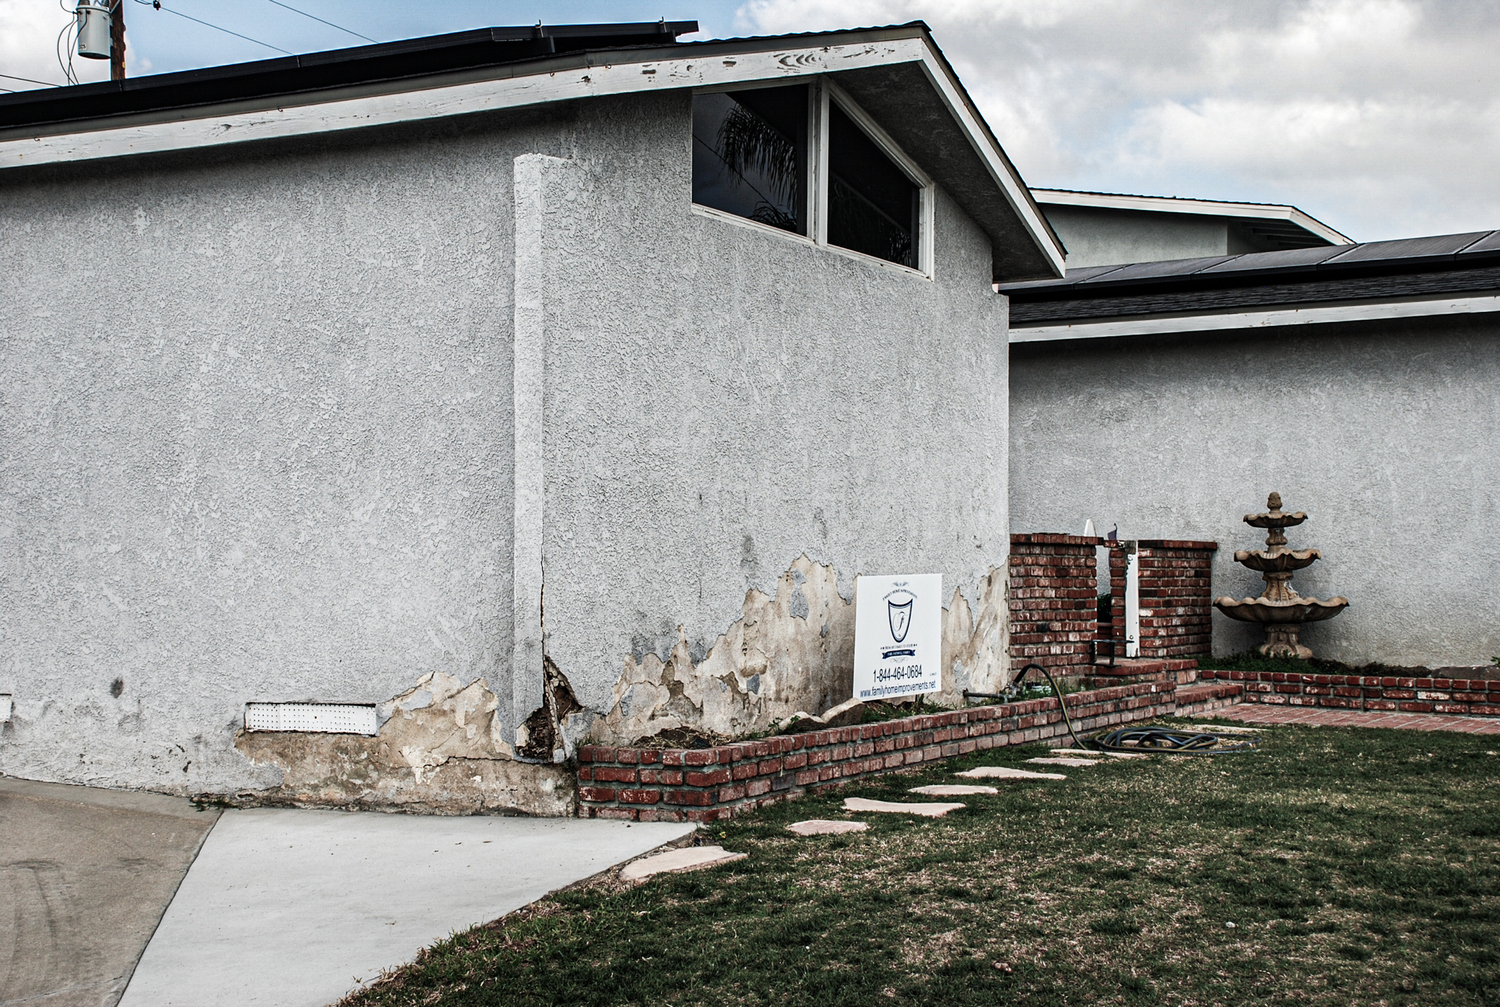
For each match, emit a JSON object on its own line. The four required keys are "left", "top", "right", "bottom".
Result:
{"left": 1214, "top": 492, "right": 1348, "bottom": 658}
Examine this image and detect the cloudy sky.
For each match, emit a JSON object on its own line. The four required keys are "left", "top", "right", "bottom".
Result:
{"left": 3, "top": 0, "right": 1496, "bottom": 241}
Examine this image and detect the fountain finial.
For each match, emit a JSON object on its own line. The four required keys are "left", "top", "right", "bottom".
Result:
{"left": 1214, "top": 492, "right": 1348, "bottom": 659}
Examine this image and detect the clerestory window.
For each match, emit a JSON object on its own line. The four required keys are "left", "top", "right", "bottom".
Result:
{"left": 692, "top": 81, "right": 931, "bottom": 274}
{"left": 692, "top": 85, "right": 808, "bottom": 235}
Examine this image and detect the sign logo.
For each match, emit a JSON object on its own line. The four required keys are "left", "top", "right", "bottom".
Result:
{"left": 884, "top": 592, "right": 915, "bottom": 658}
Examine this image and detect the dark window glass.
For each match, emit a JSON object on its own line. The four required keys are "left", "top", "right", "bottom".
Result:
{"left": 692, "top": 86, "right": 807, "bottom": 235}
{"left": 827, "top": 103, "right": 918, "bottom": 268}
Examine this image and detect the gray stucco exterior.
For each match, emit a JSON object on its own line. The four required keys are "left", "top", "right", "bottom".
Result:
{"left": 1010, "top": 314, "right": 1500, "bottom": 668}
{"left": 2, "top": 83, "right": 1013, "bottom": 806}
{"left": 1041, "top": 204, "right": 1279, "bottom": 269}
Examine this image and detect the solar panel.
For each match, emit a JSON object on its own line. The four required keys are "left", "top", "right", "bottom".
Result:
{"left": 1199, "top": 246, "right": 1347, "bottom": 273}
{"left": 1323, "top": 232, "right": 1492, "bottom": 264}
{"left": 1077, "top": 255, "right": 1234, "bottom": 283}
{"left": 1455, "top": 230, "right": 1500, "bottom": 259}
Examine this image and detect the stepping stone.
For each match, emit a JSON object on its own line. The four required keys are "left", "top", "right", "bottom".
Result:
{"left": 956, "top": 765, "right": 1066, "bottom": 781}
{"left": 620, "top": 845, "right": 746, "bottom": 881}
{"left": 910, "top": 784, "right": 998, "bottom": 796}
{"left": 843, "top": 797, "right": 964, "bottom": 818}
{"left": 786, "top": 820, "right": 869, "bottom": 836}
{"left": 1027, "top": 757, "right": 1101, "bottom": 767}
{"left": 1050, "top": 748, "right": 1149, "bottom": 759}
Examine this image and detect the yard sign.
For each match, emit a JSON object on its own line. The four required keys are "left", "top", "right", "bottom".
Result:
{"left": 853, "top": 574, "right": 942, "bottom": 701}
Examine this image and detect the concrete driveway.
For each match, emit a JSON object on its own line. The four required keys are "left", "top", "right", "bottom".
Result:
{"left": 2, "top": 774, "right": 693, "bottom": 1007}
{"left": 0, "top": 776, "right": 219, "bottom": 1007}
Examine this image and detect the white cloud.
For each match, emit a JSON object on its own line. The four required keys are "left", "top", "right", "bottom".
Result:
{"left": 735, "top": 0, "right": 1500, "bottom": 239}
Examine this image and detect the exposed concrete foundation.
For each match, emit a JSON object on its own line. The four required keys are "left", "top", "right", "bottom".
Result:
{"left": 233, "top": 672, "right": 574, "bottom": 815}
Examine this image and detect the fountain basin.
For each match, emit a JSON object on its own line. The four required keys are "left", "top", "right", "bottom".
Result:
{"left": 1214, "top": 596, "right": 1349, "bottom": 623}
{"left": 1232, "top": 548, "right": 1321, "bottom": 573}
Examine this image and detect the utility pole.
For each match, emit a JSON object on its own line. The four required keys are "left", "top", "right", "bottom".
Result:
{"left": 109, "top": 0, "right": 126, "bottom": 80}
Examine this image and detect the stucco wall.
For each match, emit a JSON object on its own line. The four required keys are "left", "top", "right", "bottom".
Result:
{"left": 1009, "top": 316, "right": 1500, "bottom": 668}
{"left": 523, "top": 91, "right": 1010, "bottom": 745}
{"left": 2, "top": 86, "right": 1012, "bottom": 800}
{"left": 1038, "top": 205, "right": 1287, "bottom": 269}
{"left": 0, "top": 112, "right": 567, "bottom": 795}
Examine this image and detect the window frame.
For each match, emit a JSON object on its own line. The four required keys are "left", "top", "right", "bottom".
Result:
{"left": 691, "top": 78, "right": 935, "bottom": 279}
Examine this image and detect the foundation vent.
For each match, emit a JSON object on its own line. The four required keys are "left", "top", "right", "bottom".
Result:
{"left": 244, "top": 702, "right": 377, "bottom": 736}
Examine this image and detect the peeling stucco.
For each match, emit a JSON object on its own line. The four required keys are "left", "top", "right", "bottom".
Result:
{"left": 591, "top": 556, "right": 1009, "bottom": 746}
{"left": 234, "top": 672, "right": 573, "bottom": 815}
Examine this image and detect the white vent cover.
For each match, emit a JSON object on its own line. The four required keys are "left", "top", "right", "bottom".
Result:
{"left": 244, "top": 702, "right": 378, "bottom": 735}
{"left": 0, "top": 695, "right": 11, "bottom": 723}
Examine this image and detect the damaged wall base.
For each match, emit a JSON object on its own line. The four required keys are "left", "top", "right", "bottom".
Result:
{"left": 595, "top": 556, "right": 1010, "bottom": 747}
{"left": 232, "top": 672, "right": 574, "bottom": 816}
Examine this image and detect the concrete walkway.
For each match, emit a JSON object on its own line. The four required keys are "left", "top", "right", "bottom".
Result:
{"left": 118, "top": 808, "right": 692, "bottom": 1007}
{"left": 0, "top": 776, "right": 220, "bottom": 1007}
{"left": 1199, "top": 704, "right": 1500, "bottom": 734}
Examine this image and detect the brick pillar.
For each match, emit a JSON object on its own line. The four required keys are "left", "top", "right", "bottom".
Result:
{"left": 1008, "top": 534, "right": 1101, "bottom": 678}
{"left": 1134, "top": 540, "right": 1217, "bottom": 659}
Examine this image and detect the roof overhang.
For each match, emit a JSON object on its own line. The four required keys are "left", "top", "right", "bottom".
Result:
{"left": 0, "top": 23, "right": 1064, "bottom": 282}
{"left": 1031, "top": 188, "right": 1353, "bottom": 247}
{"left": 1010, "top": 293, "right": 1500, "bottom": 344}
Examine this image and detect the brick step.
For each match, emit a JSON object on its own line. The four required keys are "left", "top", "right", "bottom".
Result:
{"left": 1090, "top": 658, "right": 1199, "bottom": 686}
{"left": 1173, "top": 682, "right": 1244, "bottom": 716}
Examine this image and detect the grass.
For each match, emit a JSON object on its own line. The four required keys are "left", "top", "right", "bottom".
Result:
{"left": 343, "top": 721, "right": 1500, "bottom": 1007}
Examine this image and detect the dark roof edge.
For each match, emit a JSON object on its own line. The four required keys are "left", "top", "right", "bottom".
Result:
{"left": 1000, "top": 230, "right": 1500, "bottom": 302}
{"left": 0, "top": 22, "right": 699, "bottom": 133}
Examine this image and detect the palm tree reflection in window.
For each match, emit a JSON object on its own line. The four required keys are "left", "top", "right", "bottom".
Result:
{"left": 827, "top": 103, "right": 917, "bottom": 268}
{"left": 692, "top": 87, "right": 806, "bottom": 234}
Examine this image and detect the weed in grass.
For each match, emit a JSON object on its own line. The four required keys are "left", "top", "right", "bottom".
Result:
{"left": 343, "top": 721, "right": 1500, "bottom": 1007}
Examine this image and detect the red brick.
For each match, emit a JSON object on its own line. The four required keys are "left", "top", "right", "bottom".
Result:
{"left": 594, "top": 807, "right": 638, "bottom": 821}
{"left": 578, "top": 786, "right": 616, "bottom": 803}
{"left": 685, "top": 769, "right": 731, "bottom": 787}
{"left": 616, "top": 748, "right": 640, "bottom": 765}
{"left": 664, "top": 789, "right": 713, "bottom": 806}
{"left": 682, "top": 749, "right": 718, "bottom": 766}
{"left": 592, "top": 766, "right": 638, "bottom": 784}
{"left": 618, "top": 789, "right": 661, "bottom": 805}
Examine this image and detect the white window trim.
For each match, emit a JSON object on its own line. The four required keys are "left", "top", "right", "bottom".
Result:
{"left": 691, "top": 77, "right": 935, "bottom": 280}
{"left": 824, "top": 79, "right": 935, "bottom": 277}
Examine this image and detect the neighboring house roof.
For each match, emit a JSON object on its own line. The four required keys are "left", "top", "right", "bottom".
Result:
{"left": 1000, "top": 229, "right": 1500, "bottom": 343}
{"left": 0, "top": 21, "right": 1064, "bottom": 281}
{"left": 1031, "top": 188, "right": 1354, "bottom": 249}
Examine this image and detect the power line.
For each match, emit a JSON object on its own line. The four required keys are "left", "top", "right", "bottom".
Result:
{"left": 131, "top": 0, "right": 292, "bottom": 55}
{"left": 0, "top": 72, "right": 63, "bottom": 87}
{"left": 263, "top": 0, "right": 377, "bottom": 44}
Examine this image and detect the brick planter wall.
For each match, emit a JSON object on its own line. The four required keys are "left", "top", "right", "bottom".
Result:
{"left": 1110, "top": 540, "right": 1217, "bottom": 659}
{"left": 1199, "top": 670, "right": 1500, "bottom": 717}
{"left": 1009, "top": 533, "right": 1101, "bottom": 677}
{"left": 577, "top": 681, "right": 1178, "bottom": 822}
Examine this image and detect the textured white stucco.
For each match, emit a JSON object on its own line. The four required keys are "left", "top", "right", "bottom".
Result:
{"left": 527, "top": 93, "right": 1009, "bottom": 722}
{"left": 1010, "top": 317, "right": 1500, "bottom": 667}
{"left": 2, "top": 86, "right": 1011, "bottom": 799}
{"left": 0, "top": 111, "right": 567, "bottom": 793}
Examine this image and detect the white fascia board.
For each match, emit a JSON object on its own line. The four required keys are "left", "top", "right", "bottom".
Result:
{"left": 1009, "top": 294, "right": 1500, "bottom": 344}
{"left": 917, "top": 47, "right": 1066, "bottom": 277}
{"left": 1030, "top": 189, "right": 1353, "bottom": 246}
{"left": 0, "top": 37, "right": 925, "bottom": 170}
{"left": 0, "top": 31, "right": 1067, "bottom": 278}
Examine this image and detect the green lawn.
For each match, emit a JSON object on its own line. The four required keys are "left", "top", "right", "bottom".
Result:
{"left": 344, "top": 720, "right": 1500, "bottom": 1006}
